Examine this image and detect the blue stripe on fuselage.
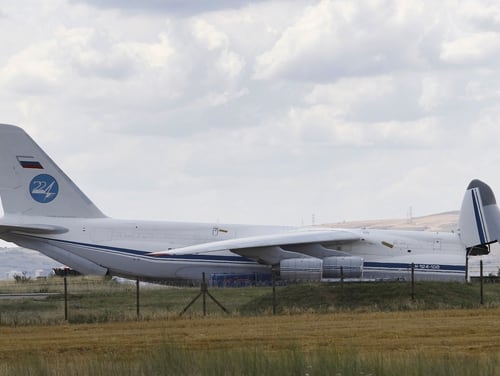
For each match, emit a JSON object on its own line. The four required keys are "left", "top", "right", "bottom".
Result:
{"left": 364, "top": 261, "right": 465, "bottom": 272}
{"left": 15, "top": 234, "right": 254, "bottom": 264}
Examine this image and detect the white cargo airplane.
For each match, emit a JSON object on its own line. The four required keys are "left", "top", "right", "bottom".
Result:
{"left": 0, "top": 124, "right": 497, "bottom": 282}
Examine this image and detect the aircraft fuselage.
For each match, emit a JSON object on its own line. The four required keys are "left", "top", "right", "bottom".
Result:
{"left": 1, "top": 216, "right": 466, "bottom": 281}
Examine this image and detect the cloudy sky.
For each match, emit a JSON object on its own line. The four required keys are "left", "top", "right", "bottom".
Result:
{"left": 1, "top": 0, "right": 500, "bottom": 229}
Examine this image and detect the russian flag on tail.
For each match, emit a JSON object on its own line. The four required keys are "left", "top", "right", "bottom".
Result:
{"left": 17, "top": 156, "right": 43, "bottom": 169}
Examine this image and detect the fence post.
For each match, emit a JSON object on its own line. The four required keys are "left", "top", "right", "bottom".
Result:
{"left": 480, "top": 260, "right": 484, "bottom": 305}
{"left": 465, "top": 253, "right": 469, "bottom": 282}
{"left": 272, "top": 270, "right": 277, "bottom": 315}
{"left": 136, "top": 279, "right": 140, "bottom": 319}
{"left": 179, "top": 272, "right": 229, "bottom": 316}
{"left": 202, "top": 272, "right": 207, "bottom": 316}
{"left": 411, "top": 263, "right": 415, "bottom": 301}
{"left": 63, "top": 271, "right": 68, "bottom": 321}
{"left": 340, "top": 266, "right": 344, "bottom": 291}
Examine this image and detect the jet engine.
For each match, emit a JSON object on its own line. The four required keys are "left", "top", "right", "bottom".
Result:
{"left": 279, "top": 256, "right": 363, "bottom": 281}
{"left": 279, "top": 258, "right": 322, "bottom": 281}
{"left": 322, "top": 256, "right": 363, "bottom": 278}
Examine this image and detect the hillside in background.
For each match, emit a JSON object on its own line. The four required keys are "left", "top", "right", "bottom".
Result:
{"left": 0, "top": 247, "right": 62, "bottom": 280}
{"left": 326, "top": 211, "right": 460, "bottom": 232}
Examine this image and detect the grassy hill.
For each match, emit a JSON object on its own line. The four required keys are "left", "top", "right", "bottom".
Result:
{"left": 240, "top": 280, "right": 500, "bottom": 314}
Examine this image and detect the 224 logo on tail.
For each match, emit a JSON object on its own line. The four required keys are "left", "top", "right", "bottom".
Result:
{"left": 30, "top": 174, "right": 59, "bottom": 203}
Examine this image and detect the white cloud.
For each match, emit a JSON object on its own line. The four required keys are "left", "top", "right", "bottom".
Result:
{"left": 418, "top": 75, "right": 450, "bottom": 112}
{"left": 305, "top": 76, "right": 395, "bottom": 115}
{"left": 440, "top": 32, "right": 500, "bottom": 64}
{"left": 253, "top": 0, "right": 433, "bottom": 81}
{"left": 283, "top": 104, "right": 440, "bottom": 148}
{"left": 216, "top": 49, "right": 245, "bottom": 79}
{"left": 456, "top": 1, "right": 500, "bottom": 31}
{"left": 191, "top": 19, "right": 229, "bottom": 50}
{"left": 0, "top": 41, "right": 61, "bottom": 95}
{"left": 190, "top": 18, "right": 246, "bottom": 82}
{"left": 2, "top": 0, "right": 500, "bottom": 229}
{"left": 254, "top": 0, "right": 347, "bottom": 80}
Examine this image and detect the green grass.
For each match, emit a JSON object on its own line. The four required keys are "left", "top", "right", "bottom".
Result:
{"left": 1, "top": 343, "right": 498, "bottom": 376}
{"left": 0, "top": 277, "right": 499, "bottom": 325}
{"left": 241, "top": 281, "right": 500, "bottom": 314}
{"left": 0, "top": 276, "right": 270, "bottom": 324}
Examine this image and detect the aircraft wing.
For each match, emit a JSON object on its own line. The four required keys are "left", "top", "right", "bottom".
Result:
{"left": 149, "top": 228, "right": 360, "bottom": 265}
{"left": 0, "top": 223, "right": 68, "bottom": 235}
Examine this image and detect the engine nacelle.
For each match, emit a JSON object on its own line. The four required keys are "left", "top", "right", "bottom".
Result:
{"left": 279, "top": 258, "right": 322, "bottom": 281}
{"left": 322, "top": 256, "right": 363, "bottom": 278}
{"left": 279, "top": 256, "right": 364, "bottom": 281}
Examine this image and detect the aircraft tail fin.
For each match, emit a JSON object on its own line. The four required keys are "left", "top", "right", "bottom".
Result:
{"left": 459, "top": 179, "right": 500, "bottom": 249}
{"left": 0, "top": 124, "right": 106, "bottom": 218}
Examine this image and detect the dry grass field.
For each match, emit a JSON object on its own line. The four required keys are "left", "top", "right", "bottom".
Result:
{"left": 0, "top": 308, "right": 499, "bottom": 375}
{"left": 1, "top": 308, "right": 500, "bottom": 360}
{"left": 0, "top": 278, "right": 499, "bottom": 374}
